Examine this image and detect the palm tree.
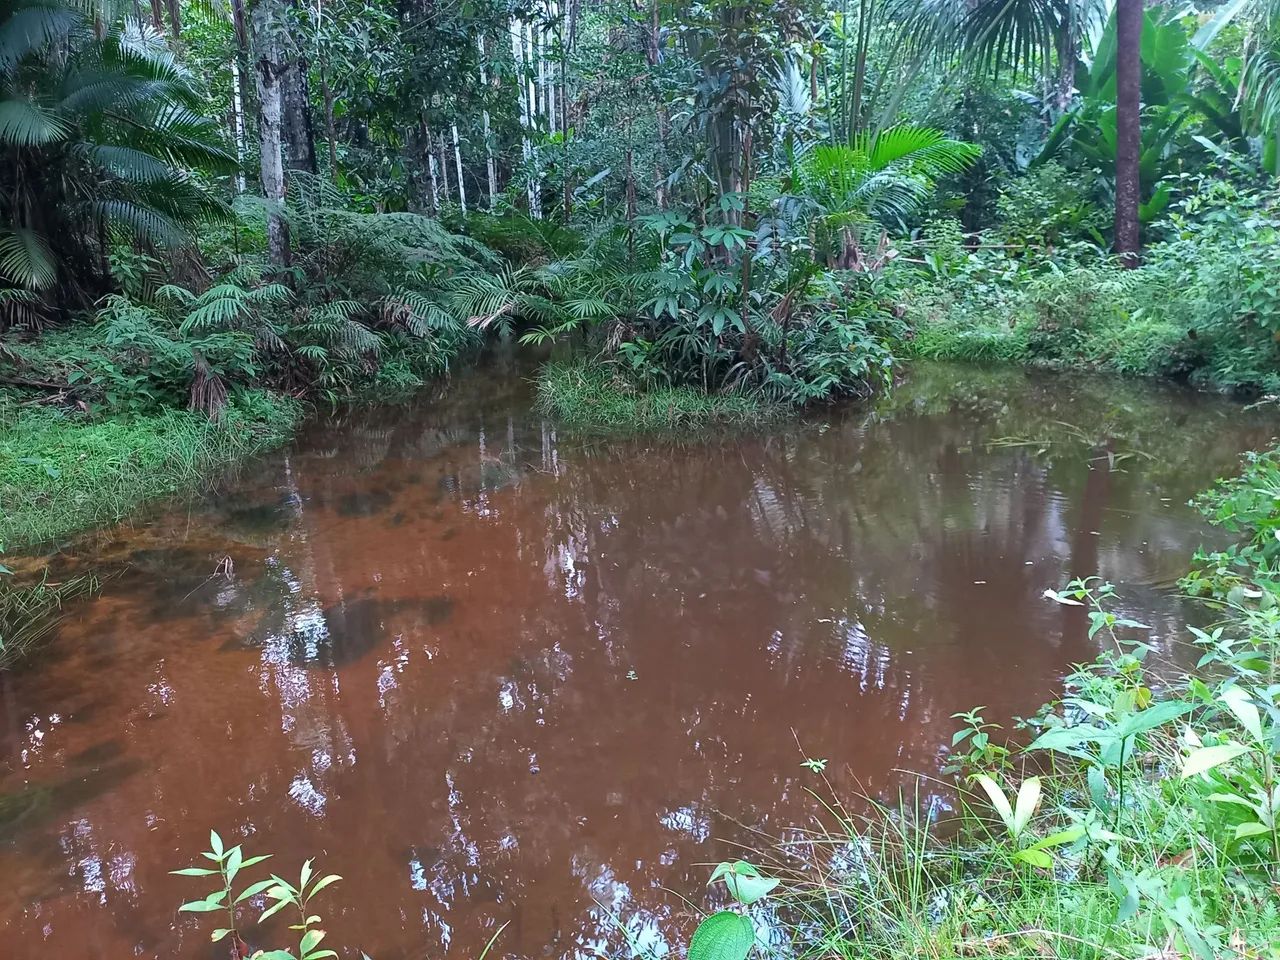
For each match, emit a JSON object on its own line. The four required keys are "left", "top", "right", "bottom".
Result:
{"left": 1114, "top": 0, "right": 1142, "bottom": 266}
{"left": 796, "top": 125, "right": 980, "bottom": 268}
{"left": 0, "top": 1, "right": 234, "bottom": 317}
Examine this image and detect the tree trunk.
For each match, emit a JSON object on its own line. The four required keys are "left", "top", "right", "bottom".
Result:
{"left": 230, "top": 0, "right": 254, "bottom": 137}
{"left": 230, "top": 57, "right": 248, "bottom": 193}
{"left": 478, "top": 35, "right": 498, "bottom": 210}
{"left": 451, "top": 122, "right": 467, "bottom": 214}
{"left": 1114, "top": 0, "right": 1142, "bottom": 267}
{"left": 281, "top": 62, "right": 317, "bottom": 173}
{"left": 316, "top": 0, "right": 338, "bottom": 180}
{"left": 253, "top": 0, "right": 291, "bottom": 268}
{"left": 406, "top": 120, "right": 433, "bottom": 214}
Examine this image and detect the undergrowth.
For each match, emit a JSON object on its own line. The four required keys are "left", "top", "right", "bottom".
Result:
{"left": 535, "top": 360, "right": 779, "bottom": 432}
{"left": 0, "top": 390, "right": 299, "bottom": 549}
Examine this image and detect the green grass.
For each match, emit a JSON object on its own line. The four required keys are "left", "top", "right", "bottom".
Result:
{"left": 0, "top": 572, "right": 98, "bottom": 669}
{"left": 0, "top": 389, "right": 300, "bottom": 550}
{"left": 535, "top": 360, "right": 779, "bottom": 432}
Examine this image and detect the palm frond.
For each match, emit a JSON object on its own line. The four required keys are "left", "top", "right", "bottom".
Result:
{"left": 0, "top": 228, "right": 58, "bottom": 289}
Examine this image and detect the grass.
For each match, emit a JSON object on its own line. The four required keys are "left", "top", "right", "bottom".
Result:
{"left": 535, "top": 360, "right": 779, "bottom": 433}
{"left": 0, "top": 389, "right": 300, "bottom": 550}
{"left": 0, "top": 572, "right": 98, "bottom": 669}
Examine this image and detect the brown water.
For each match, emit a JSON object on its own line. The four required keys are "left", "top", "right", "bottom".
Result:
{"left": 0, "top": 357, "right": 1275, "bottom": 960}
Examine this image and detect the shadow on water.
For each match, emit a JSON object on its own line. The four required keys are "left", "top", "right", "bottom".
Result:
{"left": 0, "top": 356, "right": 1276, "bottom": 960}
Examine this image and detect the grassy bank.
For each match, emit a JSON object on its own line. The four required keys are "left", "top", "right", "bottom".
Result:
{"left": 535, "top": 360, "right": 780, "bottom": 432}
{"left": 890, "top": 188, "right": 1280, "bottom": 394}
{"left": 0, "top": 390, "right": 299, "bottom": 550}
{"left": 699, "top": 451, "right": 1280, "bottom": 960}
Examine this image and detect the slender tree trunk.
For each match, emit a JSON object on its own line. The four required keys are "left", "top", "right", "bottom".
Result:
{"left": 1114, "top": 0, "right": 1142, "bottom": 266}
{"left": 230, "top": 0, "right": 254, "bottom": 136}
{"left": 649, "top": 0, "right": 668, "bottom": 210}
{"left": 512, "top": 17, "right": 541, "bottom": 217}
{"left": 254, "top": 0, "right": 291, "bottom": 267}
{"left": 316, "top": 0, "right": 338, "bottom": 180}
{"left": 149, "top": 0, "right": 163, "bottom": 33}
{"left": 164, "top": 0, "right": 180, "bottom": 41}
{"left": 437, "top": 132, "right": 452, "bottom": 206}
{"left": 407, "top": 120, "right": 433, "bottom": 214}
{"left": 478, "top": 35, "right": 498, "bottom": 209}
{"left": 230, "top": 57, "right": 248, "bottom": 193}
{"left": 451, "top": 122, "right": 467, "bottom": 214}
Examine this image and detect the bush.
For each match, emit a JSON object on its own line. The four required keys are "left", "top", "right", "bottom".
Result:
{"left": 897, "top": 183, "right": 1280, "bottom": 392}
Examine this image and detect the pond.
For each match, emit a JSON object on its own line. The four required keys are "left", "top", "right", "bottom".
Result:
{"left": 0, "top": 357, "right": 1275, "bottom": 960}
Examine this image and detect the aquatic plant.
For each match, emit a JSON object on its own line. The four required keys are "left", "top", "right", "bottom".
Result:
{"left": 535, "top": 359, "right": 779, "bottom": 432}
{"left": 173, "top": 831, "right": 343, "bottom": 960}
{"left": 0, "top": 570, "right": 98, "bottom": 669}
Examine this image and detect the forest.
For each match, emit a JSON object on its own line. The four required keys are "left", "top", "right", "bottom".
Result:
{"left": 3, "top": 0, "right": 1280, "bottom": 958}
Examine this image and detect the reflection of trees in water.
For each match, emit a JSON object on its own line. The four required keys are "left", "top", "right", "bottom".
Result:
{"left": 0, "top": 359, "right": 1269, "bottom": 960}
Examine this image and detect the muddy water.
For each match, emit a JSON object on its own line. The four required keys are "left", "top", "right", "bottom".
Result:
{"left": 0, "top": 358, "right": 1275, "bottom": 960}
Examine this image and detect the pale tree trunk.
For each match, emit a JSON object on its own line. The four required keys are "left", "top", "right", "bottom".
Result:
{"left": 478, "top": 35, "right": 498, "bottom": 209}
{"left": 648, "top": 0, "right": 668, "bottom": 209}
{"left": 280, "top": 0, "right": 317, "bottom": 175}
{"left": 451, "top": 122, "right": 467, "bottom": 213}
{"left": 1114, "top": 0, "right": 1142, "bottom": 266}
{"left": 230, "top": 57, "right": 248, "bottom": 192}
{"left": 437, "top": 132, "right": 452, "bottom": 206}
{"left": 254, "top": 0, "right": 291, "bottom": 267}
{"left": 511, "top": 17, "right": 540, "bottom": 217}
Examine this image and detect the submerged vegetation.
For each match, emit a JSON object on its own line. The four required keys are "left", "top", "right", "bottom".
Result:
{"left": 536, "top": 360, "right": 777, "bottom": 432}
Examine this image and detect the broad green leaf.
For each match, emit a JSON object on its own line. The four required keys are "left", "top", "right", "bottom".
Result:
{"left": 1234, "top": 822, "right": 1272, "bottom": 840}
{"left": 1181, "top": 744, "right": 1249, "bottom": 778}
{"left": 1010, "top": 847, "right": 1053, "bottom": 869}
{"left": 1220, "top": 687, "right": 1264, "bottom": 744}
{"left": 211, "top": 929, "right": 232, "bottom": 942}
{"left": 209, "top": 830, "right": 224, "bottom": 858}
{"left": 688, "top": 912, "right": 754, "bottom": 960}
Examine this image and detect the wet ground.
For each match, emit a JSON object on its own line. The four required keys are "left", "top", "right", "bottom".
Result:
{"left": 0, "top": 356, "right": 1275, "bottom": 959}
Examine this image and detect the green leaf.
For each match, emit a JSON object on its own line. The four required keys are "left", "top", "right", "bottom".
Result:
{"left": 307, "top": 874, "right": 342, "bottom": 898}
{"left": 688, "top": 912, "right": 755, "bottom": 960}
{"left": 724, "top": 873, "right": 778, "bottom": 906}
{"left": 209, "top": 830, "right": 224, "bottom": 858}
{"left": 235, "top": 879, "right": 279, "bottom": 903}
{"left": 170, "top": 867, "right": 218, "bottom": 877}
{"left": 1234, "top": 822, "right": 1272, "bottom": 840}
{"left": 1010, "top": 847, "right": 1053, "bottom": 869}
{"left": 1181, "top": 744, "right": 1250, "bottom": 778}
{"left": 300, "top": 929, "right": 326, "bottom": 954}
{"left": 211, "top": 929, "right": 232, "bottom": 943}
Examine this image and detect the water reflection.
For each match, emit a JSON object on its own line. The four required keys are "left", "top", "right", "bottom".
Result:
{"left": 0, "top": 359, "right": 1274, "bottom": 960}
